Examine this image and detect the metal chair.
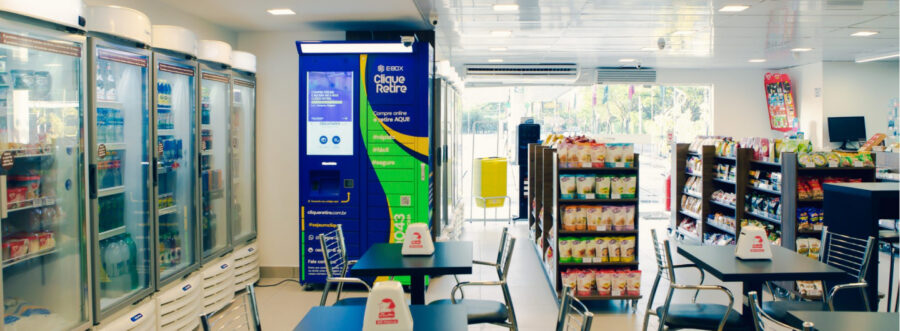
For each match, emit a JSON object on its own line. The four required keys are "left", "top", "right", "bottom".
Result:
{"left": 201, "top": 284, "right": 261, "bottom": 331}
{"left": 748, "top": 291, "right": 813, "bottom": 331}
{"left": 642, "top": 229, "right": 720, "bottom": 331}
{"left": 430, "top": 234, "right": 518, "bottom": 330}
{"left": 643, "top": 229, "right": 745, "bottom": 331}
{"left": 762, "top": 227, "right": 876, "bottom": 326}
{"left": 318, "top": 225, "right": 371, "bottom": 306}
{"left": 556, "top": 285, "right": 593, "bottom": 331}
{"left": 452, "top": 227, "right": 510, "bottom": 300}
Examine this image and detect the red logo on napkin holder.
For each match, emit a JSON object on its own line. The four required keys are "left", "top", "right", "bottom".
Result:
{"left": 409, "top": 232, "right": 423, "bottom": 249}
{"left": 377, "top": 298, "right": 399, "bottom": 325}
{"left": 751, "top": 235, "right": 764, "bottom": 252}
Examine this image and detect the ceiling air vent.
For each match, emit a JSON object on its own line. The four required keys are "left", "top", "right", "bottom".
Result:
{"left": 595, "top": 67, "right": 657, "bottom": 84}
{"left": 465, "top": 63, "right": 579, "bottom": 83}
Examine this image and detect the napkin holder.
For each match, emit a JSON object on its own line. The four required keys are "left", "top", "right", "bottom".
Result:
{"left": 401, "top": 223, "right": 434, "bottom": 256}
{"left": 735, "top": 226, "right": 773, "bottom": 260}
{"left": 363, "top": 281, "right": 413, "bottom": 331}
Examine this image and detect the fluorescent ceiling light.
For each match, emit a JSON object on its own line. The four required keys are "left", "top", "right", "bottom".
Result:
{"left": 489, "top": 47, "right": 508, "bottom": 52}
{"left": 672, "top": 30, "right": 695, "bottom": 36}
{"left": 851, "top": 31, "right": 879, "bottom": 37}
{"left": 748, "top": 59, "right": 766, "bottom": 63}
{"left": 299, "top": 43, "right": 412, "bottom": 54}
{"left": 791, "top": 47, "right": 813, "bottom": 52}
{"left": 719, "top": 5, "right": 750, "bottom": 12}
{"left": 640, "top": 47, "right": 658, "bottom": 51}
{"left": 855, "top": 52, "right": 900, "bottom": 63}
{"left": 492, "top": 4, "right": 519, "bottom": 11}
{"left": 266, "top": 8, "right": 295, "bottom": 15}
{"left": 491, "top": 30, "right": 512, "bottom": 37}
{"left": 619, "top": 58, "right": 636, "bottom": 63}
{"left": 488, "top": 58, "right": 504, "bottom": 63}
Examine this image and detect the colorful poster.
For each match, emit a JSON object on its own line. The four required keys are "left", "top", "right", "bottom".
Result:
{"left": 764, "top": 72, "right": 797, "bottom": 132}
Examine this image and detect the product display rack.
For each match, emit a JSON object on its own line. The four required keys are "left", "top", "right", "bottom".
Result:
{"left": 555, "top": 154, "right": 641, "bottom": 306}
{"left": 672, "top": 144, "right": 713, "bottom": 242}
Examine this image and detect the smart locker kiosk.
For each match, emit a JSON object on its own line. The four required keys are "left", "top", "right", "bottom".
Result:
{"left": 297, "top": 41, "right": 433, "bottom": 284}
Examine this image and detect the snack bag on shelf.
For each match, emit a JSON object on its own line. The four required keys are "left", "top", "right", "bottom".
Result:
{"left": 559, "top": 238, "right": 573, "bottom": 263}
{"left": 611, "top": 206, "right": 626, "bottom": 230}
{"left": 563, "top": 206, "right": 578, "bottom": 231}
{"left": 623, "top": 175, "right": 637, "bottom": 199}
{"left": 590, "top": 143, "right": 607, "bottom": 168}
{"left": 587, "top": 206, "right": 603, "bottom": 231}
{"left": 595, "top": 176, "right": 611, "bottom": 199}
{"left": 572, "top": 239, "right": 586, "bottom": 262}
{"left": 562, "top": 270, "right": 577, "bottom": 289}
{"left": 575, "top": 206, "right": 587, "bottom": 231}
{"left": 610, "top": 177, "right": 624, "bottom": 199}
{"left": 808, "top": 238, "right": 821, "bottom": 259}
{"left": 797, "top": 209, "right": 811, "bottom": 231}
{"left": 560, "top": 175, "right": 576, "bottom": 199}
{"left": 567, "top": 143, "right": 580, "bottom": 168}
{"left": 623, "top": 206, "right": 636, "bottom": 231}
{"left": 859, "top": 133, "right": 886, "bottom": 152}
{"left": 576, "top": 270, "right": 594, "bottom": 296}
{"left": 796, "top": 238, "right": 810, "bottom": 255}
{"left": 606, "top": 144, "right": 622, "bottom": 167}
{"left": 577, "top": 144, "right": 592, "bottom": 168}
{"left": 596, "top": 238, "right": 609, "bottom": 262}
{"left": 558, "top": 143, "right": 569, "bottom": 168}
{"left": 596, "top": 271, "right": 612, "bottom": 296}
{"left": 619, "top": 237, "right": 636, "bottom": 262}
{"left": 611, "top": 272, "right": 628, "bottom": 296}
{"left": 856, "top": 152, "right": 874, "bottom": 167}
{"left": 586, "top": 237, "right": 598, "bottom": 261}
{"left": 600, "top": 206, "right": 613, "bottom": 231}
{"left": 576, "top": 175, "right": 596, "bottom": 199}
{"left": 622, "top": 144, "right": 634, "bottom": 167}
{"left": 627, "top": 271, "right": 641, "bottom": 296}
{"left": 608, "top": 238, "right": 621, "bottom": 262}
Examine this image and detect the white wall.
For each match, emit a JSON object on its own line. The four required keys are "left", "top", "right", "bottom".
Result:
{"left": 237, "top": 31, "right": 344, "bottom": 267}
{"left": 787, "top": 63, "right": 825, "bottom": 149}
{"left": 84, "top": 0, "right": 238, "bottom": 45}
{"left": 822, "top": 61, "right": 900, "bottom": 148}
{"left": 656, "top": 68, "right": 781, "bottom": 139}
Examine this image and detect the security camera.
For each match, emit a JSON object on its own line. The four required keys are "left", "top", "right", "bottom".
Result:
{"left": 401, "top": 36, "right": 415, "bottom": 47}
{"left": 657, "top": 37, "right": 666, "bottom": 50}
{"left": 430, "top": 13, "right": 438, "bottom": 26}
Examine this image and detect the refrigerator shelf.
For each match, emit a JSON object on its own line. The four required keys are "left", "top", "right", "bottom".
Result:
{"left": 158, "top": 129, "right": 176, "bottom": 136}
{"left": 2, "top": 248, "right": 58, "bottom": 269}
{"left": 101, "top": 143, "right": 127, "bottom": 150}
{"left": 98, "top": 186, "right": 126, "bottom": 197}
{"left": 6, "top": 147, "right": 54, "bottom": 158}
{"left": 159, "top": 206, "right": 177, "bottom": 216}
{"left": 8, "top": 196, "right": 56, "bottom": 213}
{"left": 29, "top": 101, "right": 79, "bottom": 109}
{"left": 97, "top": 101, "right": 124, "bottom": 109}
{"left": 200, "top": 149, "right": 212, "bottom": 156}
{"left": 203, "top": 189, "right": 224, "bottom": 199}
{"left": 98, "top": 225, "right": 126, "bottom": 241}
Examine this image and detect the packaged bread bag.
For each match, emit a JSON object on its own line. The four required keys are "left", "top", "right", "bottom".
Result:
{"left": 610, "top": 177, "right": 624, "bottom": 199}
{"left": 596, "top": 270, "right": 612, "bottom": 296}
{"left": 608, "top": 238, "right": 620, "bottom": 262}
{"left": 562, "top": 270, "right": 577, "bottom": 289}
{"left": 563, "top": 206, "right": 578, "bottom": 231}
{"left": 577, "top": 143, "right": 592, "bottom": 167}
{"left": 606, "top": 144, "right": 621, "bottom": 167}
{"left": 622, "top": 144, "right": 634, "bottom": 167}
{"left": 576, "top": 175, "right": 596, "bottom": 199}
{"left": 559, "top": 238, "right": 573, "bottom": 263}
{"left": 595, "top": 175, "right": 611, "bottom": 199}
{"left": 590, "top": 143, "right": 607, "bottom": 168}
{"left": 611, "top": 206, "right": 626, "bottom": 230}
{"left": 576, "top": 270, "right": 594, "bottom": 296}
{"left": 623, "top": 175, "right": 637, "bottom": 198}
{"left": 612, "top": 272, "right": 628, "bottom": 296}
{"left": 575, "top": 206, "right": 587, "bottom": 231}
{"left": 586, "top": 237, "right": 597, "bottom": 261}
{"left": 587, "top": 206, "right": 603, "bottom": 231}
{"left": 595, "top": 237, "right": 609, "bottom": 262}
{"left": 572, "top": 239, "right": 586, "bottom": 262}
{"left": 623, "top": 206, "right": 636, "bottom": 230}
{"left": 619, "top": 236, "right": 636, "bottom": 262}
{"left": 627, "top": 270, "right": 641, "bottom": 296}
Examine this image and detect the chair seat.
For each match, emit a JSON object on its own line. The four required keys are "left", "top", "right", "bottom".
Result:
{"left": 429, "top": 299, "right": 509, "bottom": 324}
{"left": 761, "top": 300, "right": 828, "bottom": 328}
{"left": 656, "top": 303, "right": 749, "bottom": 331}
{"left": 879, "top": 230, "right": 899, "bottom": 244}
{"left": 333, "top": 297, "right": 369, "bottom": 306}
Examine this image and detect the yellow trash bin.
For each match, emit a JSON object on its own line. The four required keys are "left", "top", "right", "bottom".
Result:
{"left": 473, "top": 157, "right": 507, "bottom": 207}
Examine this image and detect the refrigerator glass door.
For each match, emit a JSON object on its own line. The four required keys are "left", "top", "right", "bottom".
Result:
{"left": 230, "top": 77, "right": 255, "bottom": 243}
{"left": 92, "top": 43, "right": 153, "bottom": 312}
{"left": 155, "top": 58, "right": 196, "bottom": 281}
{"left": 0, "top": 26, "right": 89, "bottom": 329}
{"left": 200, "top": 69, "right": 230, "bottom": 258}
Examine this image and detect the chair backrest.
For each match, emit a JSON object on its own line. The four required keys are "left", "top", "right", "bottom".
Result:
{"left": 748, "top": 291, "right": 812, "bottom": 331}
{"left": 650, "top": 229, "right": 677, "bottom": 282}
{"left": 319, "top": 224, "right": 349, "bottom": 278}
{"left": 201, "top": 285, "right": 261, "bottom": 331}
{"left": 556, "top": 286, "right": 594, "bottom": 331}
{"left": 498, "top": 235, "right": 517, "bottom": 281}
{"left": 495, "top": 227, "right": 510, "bottom": 265}
{"left": 821, "top": 227, "right": 876, "bottom": 283}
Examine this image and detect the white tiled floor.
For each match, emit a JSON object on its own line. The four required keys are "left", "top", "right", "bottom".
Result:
{"left": 256, "top": 219, "right": 900, "bottom": 330}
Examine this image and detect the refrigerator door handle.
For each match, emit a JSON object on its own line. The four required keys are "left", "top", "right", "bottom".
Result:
{"left": 89, "top": 164, "right": 97, "bottom": 199}
{"left": 1, "top": 174, "right": 6, "bottom": 219}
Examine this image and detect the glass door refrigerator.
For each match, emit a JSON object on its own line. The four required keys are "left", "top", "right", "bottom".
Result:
{"left": 197, "top": 40, "right": 232, "bottom": 262}
{"left": 229, "top": 51, "right": 256, "bottom": 246}
{"left": 152, "top": 31, "right": 199, "bottom": 287}
{"left": 85, "top": 8, "right": 155, "bottom": 322}
{"left": 0, "top": 5, "right": 91, "bottom": 331}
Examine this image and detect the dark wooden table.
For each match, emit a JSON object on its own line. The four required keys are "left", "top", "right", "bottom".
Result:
{"left": 293, "top": 304, "right": 467, "bottom": 331}
{"left": 786, "top": 310, "right": 899, "bottom": 331}
{"left": 824, "top": 182, "right": 899, "bottom": 309}
{"left": 676, "top": 244, "right": 850, "bottom": 316}
{"left": 351, "top": 241, "right": 473, "bottom": 305}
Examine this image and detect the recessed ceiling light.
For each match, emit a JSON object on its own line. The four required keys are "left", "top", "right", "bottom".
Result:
{"left": 619, "top": 58, "right": 636, "bottom": 63}
{"left": 491, "top": 30, "right": 512, "bottom": 37}
{"left": 266, "top": 8, "right": 295, "bottom": 15}
{"left": 748, "top": 59, "right": 766, "bottom": 63}
{"left": 791, "top": 47, "right": 813, "bottom": 52}
{"left": 488, "top": 58, "right": 504, "bottom": 63}
{"left": 492, "top": 4, "right": 519, "bottom": 11}
{"left": 851, "top": 31, "right": 879, "bottom": 37}
{"left": 855, "top": 52, "right": 900, "bottom": 63}
{"left": 672, "top": 30, "right": 696, "bottom": 36}
{"left": 719, "top": 5, "right": 750, "bottom": 12}
{"left": 489, "top": 47, "right": 508, "bottom": 52}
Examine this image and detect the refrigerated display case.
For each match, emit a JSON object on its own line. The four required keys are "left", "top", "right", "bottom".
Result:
{"left": 152, "top": 24, "right": 200, "bottom": 287}
{"left": 230, "top": 50, "right": 256, "bottom": 246}
{"left": 198, "top": 40, "right": 232, "bottom": 262}
{"left": 85, "top": 6, "right": 155, "bottom": 321}
{"left": 0, "top": 3, "right": 91, "bottom": 330}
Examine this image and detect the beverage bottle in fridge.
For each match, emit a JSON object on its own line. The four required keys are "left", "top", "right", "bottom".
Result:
{"left": 124, "top": 234, "right": 138, "bottom": 291}
{"left": 96, "top": 61, "right": 105, "bottom": 100}
{"left": 105, "top": 62, "right": 117, "bottom": 101}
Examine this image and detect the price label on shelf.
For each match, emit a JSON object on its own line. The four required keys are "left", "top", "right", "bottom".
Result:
{"left": 584, "top": 193, "right": 595, "bottom": 199}
{"left": 853, "top": 160, "right": 863, "bottom": 167}
{"left": 612, "top": 193, "right": 621, "bottom": 199}
{"left": 616, "top": 162, "right": 625, "bottom": 168}
{"left": 828, "top": 160, "right": 839, "bottom": 167}
{"left": 0, "top": 151, "right": 12, "bottom": 170}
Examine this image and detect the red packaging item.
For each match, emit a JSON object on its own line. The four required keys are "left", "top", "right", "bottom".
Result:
{"left": 5, "top": 238, "right": 28, "bottom": 260}
{"left": 7, "top": 187, "right": 26, "bottom": 204}
{"left": 37, "top": 232, "right": 55, "bottom": 251}
{"left": 9, "top": 175, "right": 40, "bottom": 200}
{"left": 627, "top": 270, "right": 642, "bottom": 296}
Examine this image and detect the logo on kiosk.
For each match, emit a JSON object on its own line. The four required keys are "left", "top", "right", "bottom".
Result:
{"left": 376, "top": 298, "right": 399, "bottom": 325}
